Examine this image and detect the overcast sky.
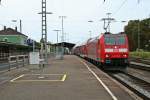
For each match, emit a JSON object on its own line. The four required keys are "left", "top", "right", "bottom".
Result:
{"left": 0, "top": 0, "right": 149, "bottom": 43}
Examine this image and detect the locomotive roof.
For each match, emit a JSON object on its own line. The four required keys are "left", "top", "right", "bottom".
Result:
{"left": 74, "top": 32, "right": 127, "bottom": 47}
{"left": 104, "top": 33, "right": 126, "bottom": 37}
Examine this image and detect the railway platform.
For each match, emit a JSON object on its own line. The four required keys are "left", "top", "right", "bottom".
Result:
{"left": 0, "top": 55, "right": 141, "bottom": 100}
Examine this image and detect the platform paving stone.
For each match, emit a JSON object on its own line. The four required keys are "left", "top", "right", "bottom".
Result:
{"left": 0, "top": 55, "right": 137, "bottom": 100}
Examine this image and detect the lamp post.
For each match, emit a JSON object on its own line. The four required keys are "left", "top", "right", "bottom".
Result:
{"left": 88, "top": 20, "right": 94, "bottom": 38}
{"left": 53, "top": 29, "right": 61, "bottom": 56}
{"left": 53, "top": 29, "right": 61, "bottom": 43}
{"left": 59, "top": 16, "right": 66, "bottom": 42}
{"left": 59, "top": 16, "right": 66, "bottom": 59}
{"left": 12, "top": 19, "right": 22, "bottom": 33}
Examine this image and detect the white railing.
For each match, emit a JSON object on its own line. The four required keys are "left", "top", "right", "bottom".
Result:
{"left": 8, "top": 55, "right": 29, "bottom": 71}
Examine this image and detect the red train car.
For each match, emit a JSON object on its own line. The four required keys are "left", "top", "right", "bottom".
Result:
{"left": 74, "top": 32, "right": 129, "bottom": 70}
{"left": 73, "top": 43, "right": 87, "bottom": 58}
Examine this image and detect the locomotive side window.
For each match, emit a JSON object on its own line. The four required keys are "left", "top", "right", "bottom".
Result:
{"left": 105, "top": 37, "right": 115, "bottom": 45}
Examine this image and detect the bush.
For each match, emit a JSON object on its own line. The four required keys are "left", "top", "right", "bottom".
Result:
{"left": 130, "top": 51, "right": 150, "bottom": 59}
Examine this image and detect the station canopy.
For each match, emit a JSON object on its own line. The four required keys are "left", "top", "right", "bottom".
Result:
{"left": 53, "top": 42, "right": 75, "bottom": 50}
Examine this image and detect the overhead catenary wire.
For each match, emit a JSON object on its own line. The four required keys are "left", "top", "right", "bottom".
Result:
{"left": 112, "top": 0, "right": 128, "bottom": 16}
{"left": 104, "top": 0, "right": 142, "bottom": 16}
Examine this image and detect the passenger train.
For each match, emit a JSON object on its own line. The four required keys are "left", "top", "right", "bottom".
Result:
{"left": 73, "top": 32, "right": 129, "bottom": 70}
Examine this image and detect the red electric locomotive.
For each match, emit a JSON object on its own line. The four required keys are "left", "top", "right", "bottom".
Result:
{"left": 74, "top": 32, "right": 129, "bottom": 70}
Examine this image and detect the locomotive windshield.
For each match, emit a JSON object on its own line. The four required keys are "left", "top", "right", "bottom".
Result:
{"left": 105, "top": 37, "right": 116, "bottom": 45}
{"left": 117, "top": 37, "right": 125, "bottom": 45}
{"left": 105, "top": 36, "right": 125, "bottom": 45}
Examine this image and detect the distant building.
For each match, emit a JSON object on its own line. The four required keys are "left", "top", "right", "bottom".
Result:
{"left": 0, "top": 26, "right": 28, "bottom": 46}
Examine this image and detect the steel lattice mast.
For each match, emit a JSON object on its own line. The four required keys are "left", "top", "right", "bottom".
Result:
{"left": 42, "top": 0, "right": 47, "bottom": 63}
{"left": 39, "top": 0, "right": 52, "bottom": 63}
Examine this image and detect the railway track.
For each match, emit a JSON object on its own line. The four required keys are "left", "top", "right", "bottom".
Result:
{"left": 129, "top": 62, "right": 150, "bottom": 71}
{"left": 109, "top": 72, "right": 150, "bottom": 100}
{"left": 129, "top": 57, "right": 150, "bottom": 71}
{"left": 130, "top": 57, "right": 150, "bottom": 65}
{"left": 78, "top": 56, "right": 150, "bottom": 99}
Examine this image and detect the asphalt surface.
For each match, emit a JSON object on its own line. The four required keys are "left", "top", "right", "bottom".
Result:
{"left": 0, "top": 55, "right": 141, "bottom": 100}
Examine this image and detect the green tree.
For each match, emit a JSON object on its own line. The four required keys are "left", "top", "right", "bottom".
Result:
{"left": 125, "top": 18, "right": 150, "bottom": 51}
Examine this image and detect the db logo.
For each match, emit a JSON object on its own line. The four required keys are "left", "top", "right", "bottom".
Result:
{"left": 113, "top": 49, "right": 119, "bottom": 52}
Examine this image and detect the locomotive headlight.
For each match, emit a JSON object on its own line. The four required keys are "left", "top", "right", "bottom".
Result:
{"left": 105, "top": 54, "right": 109, "bottom": 58}
{"left": 123, "top": 54, "right": 127, "bottom": 57}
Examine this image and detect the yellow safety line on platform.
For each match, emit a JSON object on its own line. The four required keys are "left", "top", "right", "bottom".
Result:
{"left": 61, "top": 74, "right": 67, "bottom": 81}
{"left": 10, "top": 74, "right": 25, "bottom": 82}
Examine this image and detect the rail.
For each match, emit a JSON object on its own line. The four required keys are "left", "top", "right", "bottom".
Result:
{"left": 109, "top": 72, "right": 150, "bottom": 100}
{"left": 130, "top": 57, "right": 150, "bottom": 65}
{"left": 129, "top": 62, "right": 150, "bottom": 71}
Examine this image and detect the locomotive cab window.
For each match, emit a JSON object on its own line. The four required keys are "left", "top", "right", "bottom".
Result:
{"left": 105, "top": 36, "right": 125, "bottom": 45}
{"left": 105, "top": 37, "right": 115, "bottom": 45}
{"left": 117, "top": 37, "right": 125, "bottom": 45}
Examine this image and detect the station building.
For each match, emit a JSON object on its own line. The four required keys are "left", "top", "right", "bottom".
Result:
{"left": 0, "top": 27, "right": 32, "bottom": 62}
{"left": 0, "top": 26, "right": 28, "bottom": 46}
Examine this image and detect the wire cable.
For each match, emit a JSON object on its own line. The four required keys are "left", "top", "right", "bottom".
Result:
{"left": 112, "top": 0, "right": 128, "bottom": 16}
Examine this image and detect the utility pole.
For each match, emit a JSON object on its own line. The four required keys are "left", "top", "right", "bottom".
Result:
{"left": 59, "top": 16, "right": 66, "bottom": 59}
{"left": 53, "top": 29, "right": 61, "bottom": 57}
{"left": 38, "top": 0, "right": 53, "bottom": 64}
{"left": 53, "top": 30, "right": 61, "bottom": 43}
{"left": 20, "top": 19, "right": 22, "bottom": 33}
{"left": 88, "top": 20, "right": 93, "bottom": 38}
{"left": 89, "top": 31, "right": 92, "bottom": 38}
{"left": 12, "top": 19, "right": 22, "bottom": 33}
{"left": 59, "top": 16, "right": 66, "bottom": 42}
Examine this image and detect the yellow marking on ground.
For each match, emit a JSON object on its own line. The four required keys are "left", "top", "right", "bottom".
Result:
{"left": 12, "top": 80, "right": 63, "bottom": 82}
{"left": 61, "top": 74, "right": 67, "bottom": 81}
{"left": 24, "top": 74, "right": 64, "bottom": 76}
{"left": 10, "top": 74, "right": 67, "bottom": 82}
{"left": 10, "top": 74, "right": 25, "bottom": 82}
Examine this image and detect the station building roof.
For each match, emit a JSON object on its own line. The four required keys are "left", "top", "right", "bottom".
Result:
{"left": 0, "top": 27, "right": 27, "bottom": 37}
